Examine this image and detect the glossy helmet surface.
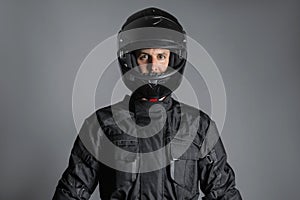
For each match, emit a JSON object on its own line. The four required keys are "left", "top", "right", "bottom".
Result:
{"left": 117, "top": 7, "right": 187, "bottom": 99}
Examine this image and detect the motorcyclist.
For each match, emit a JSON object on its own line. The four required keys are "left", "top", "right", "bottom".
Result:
{"left": 53, "top": 7, "right": 242, "bottom": 200}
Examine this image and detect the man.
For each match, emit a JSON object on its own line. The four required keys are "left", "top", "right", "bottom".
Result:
{"left": 53, "top": 7, "right": 242, "bottom": 200}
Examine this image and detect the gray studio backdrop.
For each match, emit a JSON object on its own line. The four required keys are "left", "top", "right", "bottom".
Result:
{"left": 1, "top": 0, "right": 299, "bottom": 199}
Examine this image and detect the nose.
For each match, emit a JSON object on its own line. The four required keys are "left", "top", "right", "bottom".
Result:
{"left": 149, "top": 57, "right": 159, "bottom": 72}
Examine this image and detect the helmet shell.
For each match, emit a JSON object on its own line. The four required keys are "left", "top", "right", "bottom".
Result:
{"left": 117, "top": 7, "right": 187, "bottom": 99}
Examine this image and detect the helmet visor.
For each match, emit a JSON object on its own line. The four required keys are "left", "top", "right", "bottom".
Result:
{"left": 118, "top": 27, "right": 187, "bottom": 60}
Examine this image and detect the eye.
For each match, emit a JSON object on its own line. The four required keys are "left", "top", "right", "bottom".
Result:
{"left": 138, "top": 54, "right": 149, "bottom": 61}
{"left": 157, "top": 54, "right": 166, "bottom": 60}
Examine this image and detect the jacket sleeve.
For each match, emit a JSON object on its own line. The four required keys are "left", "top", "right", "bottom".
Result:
{"left": 198, "top": 121, "right": 242, "bottom": 200}
{"left": 52, "top": 136, "right": 101, "bottom": 200}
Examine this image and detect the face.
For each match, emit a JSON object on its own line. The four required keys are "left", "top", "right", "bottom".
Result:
{"left": 135, "top": 48, "right": 170, "bottom": 74}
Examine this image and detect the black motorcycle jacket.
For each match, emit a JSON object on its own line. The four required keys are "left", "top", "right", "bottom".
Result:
{"left": 53, "top": 94, "right": 242, "bottom": 200}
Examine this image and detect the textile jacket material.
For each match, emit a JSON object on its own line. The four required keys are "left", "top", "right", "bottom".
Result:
{"left": 53, "top": 95, "right": 242, "bottom": 200}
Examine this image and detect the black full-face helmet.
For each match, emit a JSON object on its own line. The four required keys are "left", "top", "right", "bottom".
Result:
{"left": 117, "top": 7, "right": 187, "bottom": 100}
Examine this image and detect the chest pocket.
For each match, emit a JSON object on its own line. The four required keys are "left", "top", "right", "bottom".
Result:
{"left": 112, "top": 139, "right": 138, "bottom": 169}
{"left": 169, "top": 141, "right": 200, "bottom": 196}
{"left": 98, "top": 138, "right": 139, "bottom": 198}
{"left": 107, "top": 139, "right": 139, "bottom": 189}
